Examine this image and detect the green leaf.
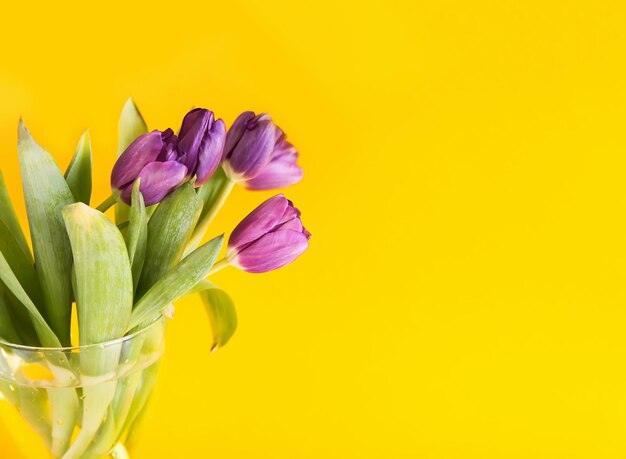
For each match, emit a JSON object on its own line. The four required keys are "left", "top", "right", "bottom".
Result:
{"left": 62, "top": 203, "right": 133, "bottom": 453}
{"left": 116, "top": 202, "right": 131, "bottom": 228}
{"left": 121, "top": 362, "right": 160, "bottom": 449}
{"left": 0, "top": 218, "right": 44, "bottom": 308}
{"left": 117, "top": 98, "right": 148, "bottom": 156}
{"left": 18, "top": 121, "right": 75, "bottom": 346}
{"left": 129, "top": 235, "right": 224, "bottom": 329}
{"left": 116, "top": 98, "right": 147, "bottom": 226}
{"left": 0, "top": 217, "right": 44, "bottom": 345}
{"left": 0, "top": 249, "right": 61, "bottom": 347}
{"left": 0, "top": 286, "right": 39, "bottom": 346}
{"left": 82, "top": 405, "right": 115, "bottom": 457}
{"left": 195, "top": 280, "right": 237, "bottom": 351}
{"left": 62, "top": 203, "right": 133, "bottom": 348}
{"left": 0, "top": 285, "right": 22, "bottom": 344}
{"left": 196, "top": 166, "right": 228, "bottom": 222}
{"left": 126, "top": 181, "right": 147, "bottom": 295}
{"left": 64, "top": 130, "right": 92, "bottom": 205}
{"left": 0, "top": 172, "right": 32, "bottom": 262}
{"left": 186, "top": 169, "right": 233, "bottom": 254}
{"left": 136, "top": 183, "right": 202, "bottom": 298}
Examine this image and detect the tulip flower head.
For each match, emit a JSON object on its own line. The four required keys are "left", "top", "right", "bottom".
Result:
{"left": 226, "top": 194, "right": 310, "bottom": 273}
{"left": 178, "top": 108, "right": 226, "bottom": 186}
{"left": 222, "top": 112, "right": 303, "bottom": 190}
{"left": 111, "top": 108, "right": 226, "bottom": 206}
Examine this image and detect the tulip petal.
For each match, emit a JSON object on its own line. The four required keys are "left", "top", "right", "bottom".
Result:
{"left": 120, "top": 161, "right": 188, "bottom": 206}
{"left": 178, "top": 108, "right": 212, "bottom": 172}
{"left": 244, "top": 155, "right": 304, "bottom": 190}
{"left": 272, "top": 137, "right": 298, "bottom": 160}
{"left": 196, "top": 118, "right": 226, "bottom": 186}
{"left": 227, "top": 194, "right": 288, "bottom": 252}
{"left": 224, "top": 111, "right": 256, "bottom": 157}
{"left": 111, "top": 131, "right": 163, "bottom": 189}
{"left": 227, "top": 120, "right": 276, "bottom": 179}
{"left": 281, "top": 200, "right": 301, "bottom": 222}
{"left": 275, "top": 216, "right": 303, "bottom": 233}
{"left": 232, "top": 230, "right": 309, "bottom": 273}
{"left": 158, "top": 129, "right": 179, "bottom": 161}
{"left": 161, "top": 128, "right": 176, "bottom": 143}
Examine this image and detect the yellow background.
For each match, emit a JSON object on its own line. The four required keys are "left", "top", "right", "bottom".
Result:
{"left": 1, "top": 0, "right": 626, "bottom": 457}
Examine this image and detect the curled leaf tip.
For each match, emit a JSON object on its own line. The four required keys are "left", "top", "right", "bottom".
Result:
{"left": 163, "top": 303, "right": 175, "bottom": 319}
{"left": 76, "top": 130, "right": 92, "bottom": 154}
{"left": 17, "top": 118, "right": 31, "bottom": 143}
{"left": 123, "top": 97, "right": 143, "bottom": 117}
{"left": 62, "top": 202, "right": 85, "bottom": 216}
{"left": 213, "top": 233, "right": 225, "bottom": 246}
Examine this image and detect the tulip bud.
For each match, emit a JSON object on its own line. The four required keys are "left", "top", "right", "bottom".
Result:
{"left": 222, "top": 112, "right": 303, "bottom": 190}
{"left": 178, "top": 108, "right": 226, "bottom": 186}
{"left": 111, "top": 130, "right": 188, "bottom": 206}
{"left": 111, "top": 108, "right": 226, "bottom": 206}
{"left": 226, "top": 194, "right": 310, "bottom": 273}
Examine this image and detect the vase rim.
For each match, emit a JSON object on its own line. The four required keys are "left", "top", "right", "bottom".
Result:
{"left": 0, "top": 314, "right": 164, "bottom": 353}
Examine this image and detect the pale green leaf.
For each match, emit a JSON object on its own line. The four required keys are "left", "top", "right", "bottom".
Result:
{"left": 0, "top": 286, "right": 22, "bottom": 344}
{"left": 196, "top": 166, "right": 228, "bottom": 222}
{"left": 0, "top": 249, "right": 61, "bottom": 347}
{"left": 195, "top": 280, "right": 237, "bottom": 350}
{"left": 117, "top": 98, "right": 148, "bottom": 156}
{"left": 62, "top": 203, "right": 133, "bottom": 347}
{"left": 18, "top": 121, "right": 74, "bottom": 346}
{"left": 121, "top": 362, "right": 160, "bottom": 449}
{"left": 62, "top": 203, "right": 133, "bottom": 450}
{"left": 116, "top": 202, "right": 131, "bottom": 228}
{"left": 186, "top": 170, "right": 233, "bottom": 254}
{"left": 127, "top": 181, "right": 147, "bottom": 295}
{"left": 0, "top": 172, "right": 32, "bottom": 262}
{"left": 0, "top": 217, "right": 44, "bottom": 345}
{"left": 116, "top": 98, "right": 147, "bottom": 225}
{"left": 0, "top": 218, "right": 44, "bottom": 309}
{"left": 0, "top": 286, "right": 39, "bottom": 346}
{"left": 136, "top": 183, "right": 202, "bottom": 298}
{"left": 129, "top": 235, "right": 224, "bottom": 329}
{"left": 64, "top": 130, "right": 92, "bottom": 205}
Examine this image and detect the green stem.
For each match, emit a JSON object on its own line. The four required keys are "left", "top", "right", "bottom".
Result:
{"left": 186, "top": 180, "right": 235, "bottom": 254}
{"left": 96, "top": 193, "right": 118, "bottom": 213}
{"left": 207, "top": 258, "right": 230, "bottom": 276}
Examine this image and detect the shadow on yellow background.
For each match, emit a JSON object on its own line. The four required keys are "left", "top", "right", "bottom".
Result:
{"left": 1, "top": 0, "right": 626, "bottom": 457}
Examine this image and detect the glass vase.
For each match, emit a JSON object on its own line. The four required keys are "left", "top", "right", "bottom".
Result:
{"left": 0, "top": 316, "right": 165, "bottom": 459}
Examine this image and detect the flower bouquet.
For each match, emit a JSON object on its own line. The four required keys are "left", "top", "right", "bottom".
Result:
{"left": 0, "top": 100, "right": 310, "bottom": 458}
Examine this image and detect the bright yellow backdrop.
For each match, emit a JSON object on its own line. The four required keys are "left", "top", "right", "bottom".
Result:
{"left": 1, "top": 0, "right": 626, "bottom": 457}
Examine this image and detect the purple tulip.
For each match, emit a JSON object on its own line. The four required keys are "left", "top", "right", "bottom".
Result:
{"left": 222, "top": 112, "right": 303, "bottom": 190}
{"left": 178, "top": 108, "right": 226, "bottom": 186}
{"left": 227, "top": 194, "right": 310, "bottom": 273}
{"left": 111, "top": 108, "right": 226, "bottom": 205}
{"left": 112, "top": 130, "right": 187, "bottom": 206}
